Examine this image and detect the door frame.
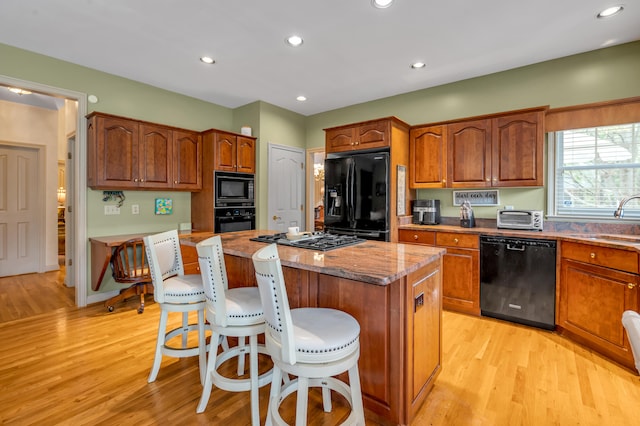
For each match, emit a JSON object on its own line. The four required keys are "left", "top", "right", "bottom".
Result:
{"left": 306, "top": 147, "right": 325, "bottom": 230}
{"left": 0, "top": 74, "right": 88, "bottom": 307}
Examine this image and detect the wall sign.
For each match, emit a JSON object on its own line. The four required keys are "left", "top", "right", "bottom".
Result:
{"left": 453, "top": 190, "right": 500, "bottom": 206}
{"left": 397, "top": 165, "right": 406, "bottom": 215}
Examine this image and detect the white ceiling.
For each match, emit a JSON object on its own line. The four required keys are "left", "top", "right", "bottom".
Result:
{"left": 0, "top": 0, "right": 638, "bottom": 116}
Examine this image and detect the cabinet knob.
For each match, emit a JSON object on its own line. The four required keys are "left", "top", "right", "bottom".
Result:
{"left": 590, "top": 252, "right": 596, "bottom": 258}
{"left": 174, "top": 181, "right": 178, "bottom": 184}
{"left": 454, "top": 238, "right": 459, "bottom": 244}
{"left": 629, "top": 282, "right": 637, "bottom": 289}
{"left": 134, "top": 178, "right": 139, "bottom": 182}
{"left": 486, "top": 178, "right": 490, "bottom": 182}
{"left": 413, "top": 234, "right": 418, "bottom": 240}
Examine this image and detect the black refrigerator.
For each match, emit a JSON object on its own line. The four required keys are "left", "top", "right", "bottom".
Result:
{"left": 324, "top": 150, "right": 390, "bottom": 241}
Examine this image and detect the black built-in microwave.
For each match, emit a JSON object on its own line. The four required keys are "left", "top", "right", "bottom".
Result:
{"left": 214, "top": 171, "right": 255, "bottom": 207}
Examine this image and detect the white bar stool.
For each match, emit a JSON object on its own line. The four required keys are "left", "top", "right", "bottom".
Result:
{"left": 144, "top": 230, "right": 207, "bottom": 384}
{"left": 252, "top": 243, "right": 365, "bottom": 426}
{"left": 196, "top": 236, "right": 273, "bottom": 425}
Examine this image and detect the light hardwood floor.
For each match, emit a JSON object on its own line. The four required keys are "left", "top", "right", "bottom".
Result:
{"left": 0, "top": 270, "right": 639, "bottom": 425}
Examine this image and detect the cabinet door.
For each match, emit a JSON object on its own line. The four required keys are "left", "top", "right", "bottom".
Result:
{"left": 409, "top": 125, "right": 446, "bottom": 188}
{"left": 236, "top": 136, "right": 256, "bottom": 173}
{"left": 447, "top": 119, "right": 491, "bottom": 188}
{"left": 214, "top": 133, "right": 237, "bottom": 171}
{"left": 440, "top": 247, "right": 480, "bottom": 315}
{"left": 410, "top": 262, "right": 441, "bottom": 401}
{"left": 356, "top": 120, "right": 389, "bottom": 150}
{"left": 326, "top": 127, "right": 356, "bottom": 153}
{"left": 492, "top": 111, "right": 544, "bottom": 187}
{"left": 559, "top": 258, "right": 639, "bottom": 369}
{"left": 139, "top": 124, "right": 172, "bottom": 188}
{"left": 93, "top": 115, "right": 140, "bottom": 189}
{"left": 172, "top": 130, "right": 202, "bottom": 190}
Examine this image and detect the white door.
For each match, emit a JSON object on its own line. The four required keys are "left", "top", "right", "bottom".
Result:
{"left": 268, "top": 144, "right": 305, "bottom": 232}
{"left": 0, "top": 145, "right": 41, "bottom": 276}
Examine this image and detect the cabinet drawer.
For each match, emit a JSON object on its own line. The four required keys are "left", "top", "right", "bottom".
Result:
{"left": 561, "top": 241, "right": 638, "bottom": 274}
{"left": 180, "top": 244, "right": 201, "bottom": 274}
{"left": 435, "top": 232, "right": 479, "bottom": 249}
{"left": 398, "top": 229, "right": 435, "bottom": 245}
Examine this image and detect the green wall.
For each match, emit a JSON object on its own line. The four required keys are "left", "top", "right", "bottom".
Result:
{"left": 305, "top": 41, "right": 640, "bottom": 218}
{"left": 2, "top": 40, "right": 639, "bottom": 294}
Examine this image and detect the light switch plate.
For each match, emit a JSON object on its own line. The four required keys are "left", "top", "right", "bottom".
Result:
{"left": 104, "top": 205, "right": 120, "bottom": 215}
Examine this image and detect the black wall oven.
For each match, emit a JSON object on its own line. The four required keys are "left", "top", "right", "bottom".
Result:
{"left": 215, "top": 207, "right": 255, "bottom": 233}
{"left": 214, "top": 171, "right": 255, "bottom": 207}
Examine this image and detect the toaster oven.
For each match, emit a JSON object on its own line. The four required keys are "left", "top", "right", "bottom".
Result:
{"left": 496, "top": 209, "right": 543, "bottom": 231}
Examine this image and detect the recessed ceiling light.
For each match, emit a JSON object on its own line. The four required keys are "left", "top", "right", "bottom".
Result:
{"left": 8, "top": 87, "right": 32, "bottom": 95}
{"left": 296, "top": 95, "right": 307, "bottom": 102}
{"left": 597, "top": 5, "right": 623, "bottom": 18}
{"left": 286, "top": 35, "right": 304, "bottom": 47}
{"left": 200, "top": 56, "right": 215, "bottom": 64}
{"left": 372, "top": 0, "right": 394, "bottom": 9}
{"left": 410, "top": 62, "right": 426, "bottom": 69}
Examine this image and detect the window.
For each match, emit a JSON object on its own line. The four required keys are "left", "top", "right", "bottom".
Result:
{"left": 548, "top": 122, "right": 640, "bottom": 219}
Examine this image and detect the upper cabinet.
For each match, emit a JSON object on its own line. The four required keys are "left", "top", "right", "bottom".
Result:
{"left": 409, "top": 108, "right": 546, "bottom": 188}
{"left": 87, "top": 112, "right": 202, "bottom": 191}
{"left": 213, "top": 131, "right": 256, "bottom": 173}
{"left": 325, "top": 119, "right": 391, "bottom": 153}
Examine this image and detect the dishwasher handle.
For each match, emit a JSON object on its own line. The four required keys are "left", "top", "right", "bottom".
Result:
{"left": 506, "top": 244, "right": 526, "bottom": 251}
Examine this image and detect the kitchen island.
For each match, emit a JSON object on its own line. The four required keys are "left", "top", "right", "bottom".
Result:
{"left": 181, "top": 230, "right": 445, "bottom": 425}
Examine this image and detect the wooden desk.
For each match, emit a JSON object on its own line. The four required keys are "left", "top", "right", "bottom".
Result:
{"left": 89, "top": 232, "right": 200, "bottom": 291}
{"left": 89, "top": 234, "right": 147, "bottom": 291}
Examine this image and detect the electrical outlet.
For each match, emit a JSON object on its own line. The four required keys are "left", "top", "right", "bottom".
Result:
{"left": 131, "top": 204, "right": 140, "bottom": 215}
{"left": 104, "top": 205, "right": 120, "bottom": 215}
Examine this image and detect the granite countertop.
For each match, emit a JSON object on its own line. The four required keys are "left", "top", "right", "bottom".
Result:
{"left": 181, "top": 230, "right": 445, "bottom": 285}
{"left": 399, "top": 222, "right": 640, "bottom": 252}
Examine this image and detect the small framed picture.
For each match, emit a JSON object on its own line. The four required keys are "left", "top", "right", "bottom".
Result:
{"left": 155, "top": 198, "right": 173, "bottom": 215}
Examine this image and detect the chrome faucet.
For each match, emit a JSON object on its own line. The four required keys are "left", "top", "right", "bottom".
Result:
{"left": 614, "top": 194, "right": 640, "bottom": 218}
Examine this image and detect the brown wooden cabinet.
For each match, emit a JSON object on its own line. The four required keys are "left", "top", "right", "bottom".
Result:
{"left": 558, "top": 241, "right": 639, "bottom": 370}
{"left": 221, "top": 250, "right": 442, "bottom": 425}
{"left": 325, "top": 118, "right": 391, "bottom": 153}
{"left": 409, "top": 125, "right": 447, "bottom": 188}
{"left": 324, "top": 117, "right": 414, "bottom": 241}
{"left": 409, "top": 108, "right": 546, "bottom": 188}
{"left": 180, "top": 243, "right": 201, "bottom": 275}
{"left": 87, "top": 112, "right": 202, "bottom": 191}
{"left": 399, "top": 229, "right": 480, "bottom": 316}
{"left": 213, "top": 131, "right": 256, "bottom": 173}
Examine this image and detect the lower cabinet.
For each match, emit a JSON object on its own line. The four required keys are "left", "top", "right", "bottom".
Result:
{"left": 558, "top": 241, "right": 639, "bottom": 370}
{"left": 180, "top": 244, "right": 200, "bottom": 275}
{"left": 399, "top": 229, "right": 480, "bottom": 316}
{"left": 222, "top": 252, "right": 442, "bottom": 425}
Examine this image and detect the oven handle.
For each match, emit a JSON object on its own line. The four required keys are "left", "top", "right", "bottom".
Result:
{"left": 217, "top": 216, "right": 254, "bottom": 222}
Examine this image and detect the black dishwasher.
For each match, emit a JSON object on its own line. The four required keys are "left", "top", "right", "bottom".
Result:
{"left": 480, "top": 235, "right": 557, "bottom": 330}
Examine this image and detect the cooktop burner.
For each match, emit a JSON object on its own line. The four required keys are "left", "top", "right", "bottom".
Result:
{"left": 250, "top": 232, "right": 365, "bottom": 251}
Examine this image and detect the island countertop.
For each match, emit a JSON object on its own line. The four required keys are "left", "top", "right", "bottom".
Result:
{"left": 180, "top": 230, "right": 445, "bottom": 286}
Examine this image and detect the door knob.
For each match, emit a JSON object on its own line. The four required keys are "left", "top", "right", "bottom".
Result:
{"left": 272, "top": 215, "right": 281, "bottom": 221}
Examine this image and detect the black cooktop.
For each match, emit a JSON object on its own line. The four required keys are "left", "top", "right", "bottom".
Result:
{"left": 250, "top": 232, "right": 365, "bottom": 251}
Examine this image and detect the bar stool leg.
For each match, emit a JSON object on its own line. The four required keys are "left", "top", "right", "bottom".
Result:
{"left": 295, "top": 376, "right": 310, "bottom": 426}
{"left": 148, "top": 309, "right": 168, "bottom": 383}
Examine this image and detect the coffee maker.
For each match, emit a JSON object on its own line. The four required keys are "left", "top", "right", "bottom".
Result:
{"left": 412, "top": 200, "right": 441, "bottom": 225}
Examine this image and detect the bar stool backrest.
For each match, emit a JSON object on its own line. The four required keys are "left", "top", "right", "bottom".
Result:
{"left": 196, "top": 236, "right": 230, "bottom": 327}
{"left": 144, "top": 230, "right": 185, "bottom": 304}
{"left": 252, "top": 243, "right": 296, "bottom": 365}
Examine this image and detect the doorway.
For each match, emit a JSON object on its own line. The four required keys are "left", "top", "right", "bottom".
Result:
{"left": 267, "top": 143, "right": 305, "bottom": 232}
{"left": 306, "top": 148, "right": 325, "bottom": 231}
{"left": 0, "top": 76, "right": 88, "bottom": 307}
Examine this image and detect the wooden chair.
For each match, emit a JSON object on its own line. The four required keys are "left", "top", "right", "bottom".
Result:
{"left": 252, "top": 243, "right": 365, "bottom": 426}
{"left": 104, "top": 238, "right": 153, "bottom": 314}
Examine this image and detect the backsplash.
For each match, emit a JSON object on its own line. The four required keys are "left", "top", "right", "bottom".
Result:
{"left": 398, "top": 215, "right": 640, "bottom": 235}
